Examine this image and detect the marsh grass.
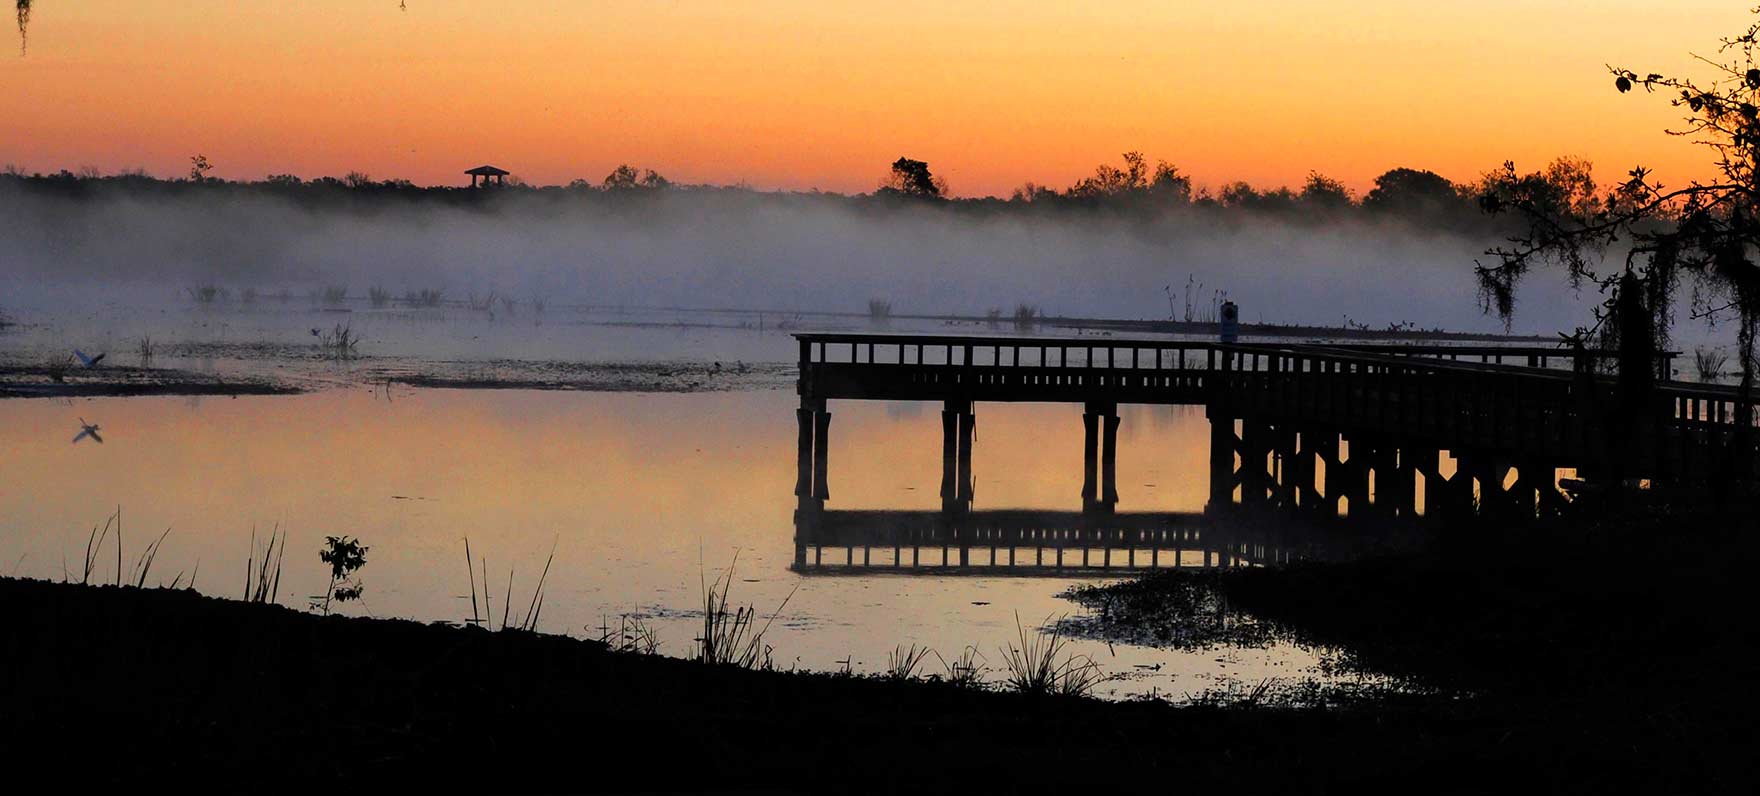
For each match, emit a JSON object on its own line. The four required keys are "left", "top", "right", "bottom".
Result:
{"left": 599, "top": 612, "right": 661, "bottom": 655}
{"left": 1694, "top": 346, "right": 1728, "bottom": 383}
{"left": 241, "top": 287, "right": 258, "bottom": 305}
{"left": 931, "top": 645, "right": 988, "bottom": 688}
{"left": 128, "top": 526, "right": 173, "bottom": 588}
{"left": 467, "top": 291, "right": 498, "bottom": 313}
{"left": 884, "top": 644, "right": 934, "bottom": 681}
{"left": 867, "top": 298, "right": 892, "bottom": 323}
{"left": 244, "top": 525, "right": 286, "bottom": 604}
{"left": 1013, "top": 303, "right": 1041, "bottom": 331}
{"left": 368, "top": 286, "right": 391, "bottom": 308}
{"left": 999, "top": 613, "right": 1107, "bottom": 697}
{"left": 135, "top": 336, "right": 156, "bottom": 366}
{"left": 78, "top": 507, "right": 123, "bottom": 585}
{"left": 187, "top": 285, "right": 226, "bottom": 305}
{"left": 42, "top": 353, "right": 71, "bottom": 383}
{"left": 696, "top": 552, "right": 797, "bottom": 669}
{"left": 462, "top": 537, "right": 556, "bottom": 632}
{"left": 318, "top": 323, "right": 361, "bottom": 359}
{"left": 404, "top": 288, "right": 444, "bottom": 308}
{"left": 321, "top": 285, "right": 348, "bottom": 305}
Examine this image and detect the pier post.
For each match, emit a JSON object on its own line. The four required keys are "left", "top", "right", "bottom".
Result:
{"left": 812, "top": 406, "right": 832, "bottom": 502}
{"left": 1101, "top": 403, "right": 1120, "bottom": 513}
{"left": 796, "top": 402, "right": 815, "bottom": 508}
{"left": 1207, "top": 411, "right": 1236, "bottom": 506}
{"left": 957, "top": 405, "right": 976, "bottom": 508}
{"left": 1239, "top": 418, "right": 1272, "bottom": 505}
{"left": 941, "top": 404, "right": 959, "bottom": 512}
{"left": 942, "top": 399, "right": 973, "bottom": 514}
{"left": 1082, "top": 407, "right": 1101, "bottom": 512}
{"left": 1311, "top": 431, "right": 1342, "bottom": 517}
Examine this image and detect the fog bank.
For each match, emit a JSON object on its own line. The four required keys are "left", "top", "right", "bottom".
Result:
{"left": 0, "top": 186, "right": 1605, "bottom": 336}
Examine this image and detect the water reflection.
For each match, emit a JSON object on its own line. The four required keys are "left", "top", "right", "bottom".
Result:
{"left": 794, "top": 510, "right": 1309, "bottom": 574}
{"left": 0, "top": 389, "right": 1356, "bottom": 698}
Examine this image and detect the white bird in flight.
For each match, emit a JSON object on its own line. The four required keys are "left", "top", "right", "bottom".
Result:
{"left": 74, "top": 349, "right": 106, "bottom": 368}
{"left": 73, "top": 418, "right": 103, "bottom": 445}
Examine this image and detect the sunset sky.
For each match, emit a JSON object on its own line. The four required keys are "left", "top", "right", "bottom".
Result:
{"left": 4, "top": 1, "right": 1755, "bottom": 196}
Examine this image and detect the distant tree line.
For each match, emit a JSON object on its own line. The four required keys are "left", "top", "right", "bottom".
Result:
{"left": 0, "top": 150, "right": 1605, "bottom": 237}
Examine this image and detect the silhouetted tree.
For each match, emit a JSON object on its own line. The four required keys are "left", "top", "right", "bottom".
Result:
{"left": 880, "top": 157, "right": 944, "bottom": 198}
{"left": 1069, "top": 151, "right": 1148, "bottom": 198}
{"left": 1362, "top": 167, "right": 1466, "bottom": 219}
{"left": 188, "top": 154, "right": 213, "bottom": 183}
{"left": 1477, "top": 10, "right": 1760, "bottom": 460}
{"left": 1148, "top": 161, "right": 1193, "bottom": 205}
{"left": 1299, "top": 171, "right": 1354, "bottom": 211}
{"left": 603, "top": 164, "right": 668, "bottom": 190}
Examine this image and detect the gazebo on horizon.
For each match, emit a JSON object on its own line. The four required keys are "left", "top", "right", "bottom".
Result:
{"left": 465, "top": 164, "right": 510, "bottom": 188}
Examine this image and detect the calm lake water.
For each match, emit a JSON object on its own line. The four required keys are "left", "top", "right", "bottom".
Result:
{"left": 0, "top": 383, "right": 1362, "bottom": 699}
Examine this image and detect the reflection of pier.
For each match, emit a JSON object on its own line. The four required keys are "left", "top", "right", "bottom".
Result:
{"left": 793, "top": 510, "right": 1300, "bottom": 575}
{"left": 792, "top": 333, "right": 1756, "bottom": 556}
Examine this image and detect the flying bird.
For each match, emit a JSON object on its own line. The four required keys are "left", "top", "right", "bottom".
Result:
{"left": 73, "top": 349, "right": 106, "bottom": 367}
{"left": 72, "top": 418, "right": 103, "bottom": 445}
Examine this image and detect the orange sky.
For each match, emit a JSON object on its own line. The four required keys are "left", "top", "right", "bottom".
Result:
{"left": 2, "top": 1, "right": 1754, "bottom": 196}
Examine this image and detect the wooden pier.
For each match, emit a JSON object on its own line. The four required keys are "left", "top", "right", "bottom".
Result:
{"left": 793, "top": 332, "right": 1756, "bottom": 569}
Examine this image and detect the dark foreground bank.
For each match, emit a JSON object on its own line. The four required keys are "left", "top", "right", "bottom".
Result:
{"left": 1067, "top": 498, "right": 1760, "bottom": 795}
{"left": 0, "top": 564, "right": 1743, "bottom": 795}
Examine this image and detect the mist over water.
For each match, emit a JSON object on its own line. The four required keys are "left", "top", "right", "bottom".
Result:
{"left": 1, "top": 185, "right": 1616, "bottom": 337}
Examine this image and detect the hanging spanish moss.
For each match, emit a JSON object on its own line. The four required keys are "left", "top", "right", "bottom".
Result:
{"left": 16, "top": 1, "right": 28, "bottom": 56}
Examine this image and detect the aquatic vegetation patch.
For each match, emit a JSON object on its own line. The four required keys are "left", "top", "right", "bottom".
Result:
{"left": 1059, "top": 572, "right": 1283, "bottom": 650}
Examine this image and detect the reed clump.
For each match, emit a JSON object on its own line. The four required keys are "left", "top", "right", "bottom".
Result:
{"left": 368, "top": 286, "right": 391, "bottom": 308}
{"left": 696, "top": 553, "right": 796, "bottom": 669}
{"left": 998, "top": 613, "right": 1107, "bottom": 697}
{"left": 244, "top": 525, "right": 286, "bottom": 604}
{"left": 462, "top": 537, "right": 556, "bottom": 632}
{"left": 318, "top": 323, "right": 361, "bottom": 359}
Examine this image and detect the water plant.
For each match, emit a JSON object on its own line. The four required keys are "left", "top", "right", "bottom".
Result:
{"left": 884, "top": 644, "right": 934, "bottom": 682}
{"left": 931, "top": 645, "right": 988, "bottom": 688}
{"left": 1013, "top": 303, "right": 1041, "bottom": 331}
{"left": 461, "top": 537, "right": 556, "bottom": 632}
{"left": 368, "top": 286, "right": 391, "bottom": 308}
{"left": 599, "top": 612, "right": 661, "bottom": 655}
{"left": 135, "top": 336, "right": 156, "bottom": 366}
{"left": 317, "top": 323, "right": 360, "bottom": 359}
{"left": 1694, "top": 346, "right": 1728, "bottom": 383}
{"left": 321, "top": 285, "right": 348, "bottom": 305}
{"left": 244, "top": 525, "right": 285, "bottom": 604}
{"left": 78, "top": 507, "right": 123, "bottom": 586}
{"left": 867, "top": 298, "right": 892, "bottom": 323}
{"left": 467, "top": 291, "right": 499, "bottom": 312}
{"left": 187, "top": 285, "right": 226, "bottom": 305}
{"left": 404, "top": 288, "right": 444, "bottom": 308}
{"left": 998, "top": 613, "right": 1107, "bottom": 698}
{"left": 315, "top": 535, "right": 368, "bottom": 616}
{"left": 696, "top": 552, "right": 797, "bottom": 669}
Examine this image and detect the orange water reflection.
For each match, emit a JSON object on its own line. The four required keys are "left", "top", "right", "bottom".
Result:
{"left": 0, "top": 388, "right": 1346, "bottom": 697}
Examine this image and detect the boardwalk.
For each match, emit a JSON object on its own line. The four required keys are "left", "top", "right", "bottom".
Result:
{"left": 792, "top": 332, "right": 1755, "bottom": 566}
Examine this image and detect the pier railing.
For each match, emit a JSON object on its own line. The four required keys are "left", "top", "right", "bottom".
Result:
{"left": 797, "top": 332, "right": 1754, "bottom": 475}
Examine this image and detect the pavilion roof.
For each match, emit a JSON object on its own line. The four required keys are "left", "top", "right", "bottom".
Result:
{"left": 465, "top": 165, "right": 510, "bottom": 176}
